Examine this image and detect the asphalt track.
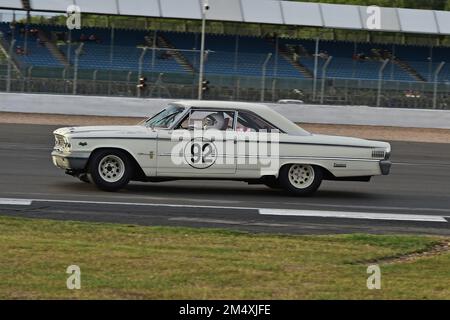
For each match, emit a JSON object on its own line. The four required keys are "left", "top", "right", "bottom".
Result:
{"left": 0, "top": 123, "right": 449, "bottom": 235}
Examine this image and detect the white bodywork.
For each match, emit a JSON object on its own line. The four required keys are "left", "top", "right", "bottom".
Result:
{"left": 52, "top": 100, "right": 391, "bottom": 182}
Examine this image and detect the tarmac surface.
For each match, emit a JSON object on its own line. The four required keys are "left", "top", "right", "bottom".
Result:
{"left": 0, "top": 123, "right": 449, "bottom": 235}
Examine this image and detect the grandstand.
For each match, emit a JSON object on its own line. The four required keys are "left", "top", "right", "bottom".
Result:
{"left": 0, "top": 0, "right": 450, "bottom": 108}
{"left": 2, "top": 21, "right": 450, "bottom": 81}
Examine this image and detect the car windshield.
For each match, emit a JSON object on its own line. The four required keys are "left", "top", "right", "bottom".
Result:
{"left": 144, "top": 104, "right": 186, "bottom": 129}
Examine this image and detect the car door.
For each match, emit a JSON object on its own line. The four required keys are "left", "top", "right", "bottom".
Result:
{"left": 234, "top": 111, "right": 280, "bottom": 178}
{"left": 156, "top": 109, "right": 237, "bottom": 177}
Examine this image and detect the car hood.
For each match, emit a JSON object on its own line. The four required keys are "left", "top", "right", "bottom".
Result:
{"left": 54, "top": 125, "right": 149, "bottom": 137}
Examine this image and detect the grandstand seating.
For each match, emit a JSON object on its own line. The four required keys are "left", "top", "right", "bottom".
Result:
{"left": 163, "top": 32, "right": 306, "bottom": 78}
{"left": 1, "top": 22, "right": 450, "bottom": 83}
{"left": 398, "top": 45, "right": 450, "bottom": 82}
{"left": 280, "top": 38, "right": 420, "bottom": 82}
{"left": 0, "top": 22, "right": 62, "bottom": 67}
{"left": 57, "top": 26, "right": 187, "bottom": 73}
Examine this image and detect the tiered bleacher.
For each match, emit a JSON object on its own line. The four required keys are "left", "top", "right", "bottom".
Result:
{"left": 0, "top": 22, "right": 62, "bottom": 67}
{"left": 1, "top": 22, "right": 450, "bottom": 83}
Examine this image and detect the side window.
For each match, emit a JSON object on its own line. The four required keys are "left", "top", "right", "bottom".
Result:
{"left": 178, "top": 110, "right": 235, "bottom": 131}
{"left": 236, "top": 112, "right": 277, "bottom": 132}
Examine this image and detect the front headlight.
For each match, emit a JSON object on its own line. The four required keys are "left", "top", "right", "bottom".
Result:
{"left": 54, "top": 135, "right": 71, "bottom": 150}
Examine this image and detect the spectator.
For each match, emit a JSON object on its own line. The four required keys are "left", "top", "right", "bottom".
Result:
{"left": 295, "top": 45, "right": 307, "bottom": 56}
{"left": 353, "top": 52, "right": 367, "bottom": 61}
{"left": 318, "top": 50, "right": 329, "bottom": 60}
{"left": 88, "top": 34, "right": 101, "bottom": 43}
{"left": 158, "top": 51, "right": 172, "bottom": 60}
{"left": 15, "top": 46, "right": 24, "bottom": 55}
{"left": 29, "top": 28, "right": 39, "bottom": 37}
{"left": 144, "top": 35, "right": 153, "bottom": 46}
{"left": 37, "top": 37, "right": 45, "bottom": 46}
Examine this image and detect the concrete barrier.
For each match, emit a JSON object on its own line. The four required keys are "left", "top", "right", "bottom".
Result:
{"left": 1, "top": 92, "right": 449, "bottom": 129}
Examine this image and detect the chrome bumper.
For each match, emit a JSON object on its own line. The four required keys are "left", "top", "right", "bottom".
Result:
{"left": 379, "top": 160, "right": 392, "bottom": 175}
{"left": 52, "top": 151, "right": 89, "bottom": 171}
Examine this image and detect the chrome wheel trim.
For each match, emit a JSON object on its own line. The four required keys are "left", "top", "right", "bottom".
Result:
{"left": 98, "top": 155, "right": 125, "bottom": 183}
{"left": 288, "top": 164, "right": 315, "bottom": 189}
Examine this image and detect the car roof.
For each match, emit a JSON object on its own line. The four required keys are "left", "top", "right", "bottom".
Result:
{"left": 172, "top": 100, "right": 271, "bottom": 112}
{"left": 171, "top": 100, "right": 310, "bottom": 136}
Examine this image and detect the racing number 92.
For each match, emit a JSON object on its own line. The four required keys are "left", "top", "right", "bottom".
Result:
{"left": 186, "top": 140, "right": 217, "bottom": 169}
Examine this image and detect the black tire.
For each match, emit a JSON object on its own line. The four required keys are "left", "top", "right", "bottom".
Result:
{"left": 278, "top": 164, "right": 323, "bottom": 196}
{"left": 87, "top": 149, "right": 133, "bottom": 192}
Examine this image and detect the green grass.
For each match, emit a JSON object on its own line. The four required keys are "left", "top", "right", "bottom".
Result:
{"left": 0, "top": 216, "right": 448, "bottom": 299}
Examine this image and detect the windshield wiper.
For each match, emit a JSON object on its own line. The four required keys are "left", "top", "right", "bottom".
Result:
{"left": 148, "top": 112, "right": 182, "bottom": 129}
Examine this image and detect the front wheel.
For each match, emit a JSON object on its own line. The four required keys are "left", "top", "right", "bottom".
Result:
{"left": 87, "top": 150, "right": 133, "bottom": 192}
{"left": 279, "top": 164, "right": 323, "bottom": 196}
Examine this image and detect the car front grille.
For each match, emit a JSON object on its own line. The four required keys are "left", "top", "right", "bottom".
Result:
{"left": 372, "top": 150, "right": 386, "bottom": 159}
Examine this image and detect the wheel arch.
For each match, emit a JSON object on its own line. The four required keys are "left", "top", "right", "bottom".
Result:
{"left": 277, "top": 161, "right": 334, "bottom": 179}
{"left": 87, "top": 147, "right": 146, "bottom": 180}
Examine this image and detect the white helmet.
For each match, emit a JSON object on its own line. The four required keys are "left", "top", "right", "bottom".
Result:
{"left": 205, "top": 112, "right": 225, "bottom": 130}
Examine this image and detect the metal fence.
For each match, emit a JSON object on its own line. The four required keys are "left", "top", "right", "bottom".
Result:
{"left": 1, "top": 54, "right": 450, "bottom": 109}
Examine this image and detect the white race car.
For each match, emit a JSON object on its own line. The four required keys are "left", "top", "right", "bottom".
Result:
{"left": 52, "top": 100, "right": 391, "bottom": 195}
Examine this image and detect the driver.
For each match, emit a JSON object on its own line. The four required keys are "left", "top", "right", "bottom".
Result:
{"left": 204, "top": 112, "right": 225, "bottom": 130}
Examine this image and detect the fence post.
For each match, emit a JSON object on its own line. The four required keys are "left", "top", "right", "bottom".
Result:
{"left": 151, "top": 30, "right": 157, "bottom": 72}
{"left": 108, "top": 24, "right": 115, "bottom": 96}
{"left": 197, "top": 1, "right": 208, "bottom": 100}
{"left": 72, "top": 43, "right": 84, "bottom": 95}
{"left": 271, "top": 78, "right": 277, "bottom": 102}
{"left": 6, "top": 39, "right": 16, "bottom": 92}
{"left": 62, "top": 67, "right": 67, "bottom": 81}
{"left": 312, "top": 37, "right": 320, "bottom": 101}
{"left": 127, "top": 71, "right": 132, "bottom": 96}
{"left": 137, "top": 47, "right": 148, "bottom": 98}
{"left": 92, "top": 70, "right": 98, "bottom": 95}
{"left": 433, "top": 62, "right": 445, "bottom": 109}
{"left": 260, "top": 53, "right": 272, "bottom": 102}
{"left": 376, "top": 59, "right": 389, "bottom": 108}
{"left": 320, "top": 56, "right": 333, "bottom": 104}
{"left": 62, "top": 67, "right": 67, "bottom": 94}
{"left": 26, "top": 66, "right": 33, "bottom": 93}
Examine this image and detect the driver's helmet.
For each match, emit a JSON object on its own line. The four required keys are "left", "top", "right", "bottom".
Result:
{"left": 204, "top": 112, "right": 225, "bottom": 130}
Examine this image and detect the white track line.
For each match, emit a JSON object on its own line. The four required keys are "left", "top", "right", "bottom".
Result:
{"left": 259, "top": 209, "right": 448, "bottom": 223}
{"left": 0, "top": 197, "right": 258, "bottom": 211}
{"left": 0, "top": 198, "right": 32, "bottom": 206}
{"left": 0, "top": 197, "right": 448, "bottom": 223}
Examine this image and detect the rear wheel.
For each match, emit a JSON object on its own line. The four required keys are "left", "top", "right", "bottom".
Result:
{"left": 87, "top": 150, "right": 132, "bottom": 192}
{"left": 279, "top": 164, "right": 323, "bottom": 196}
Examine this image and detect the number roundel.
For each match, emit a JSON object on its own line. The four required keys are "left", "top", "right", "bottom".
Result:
{"left": 184, "top": 138, "right": 218, "bottom": 169}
